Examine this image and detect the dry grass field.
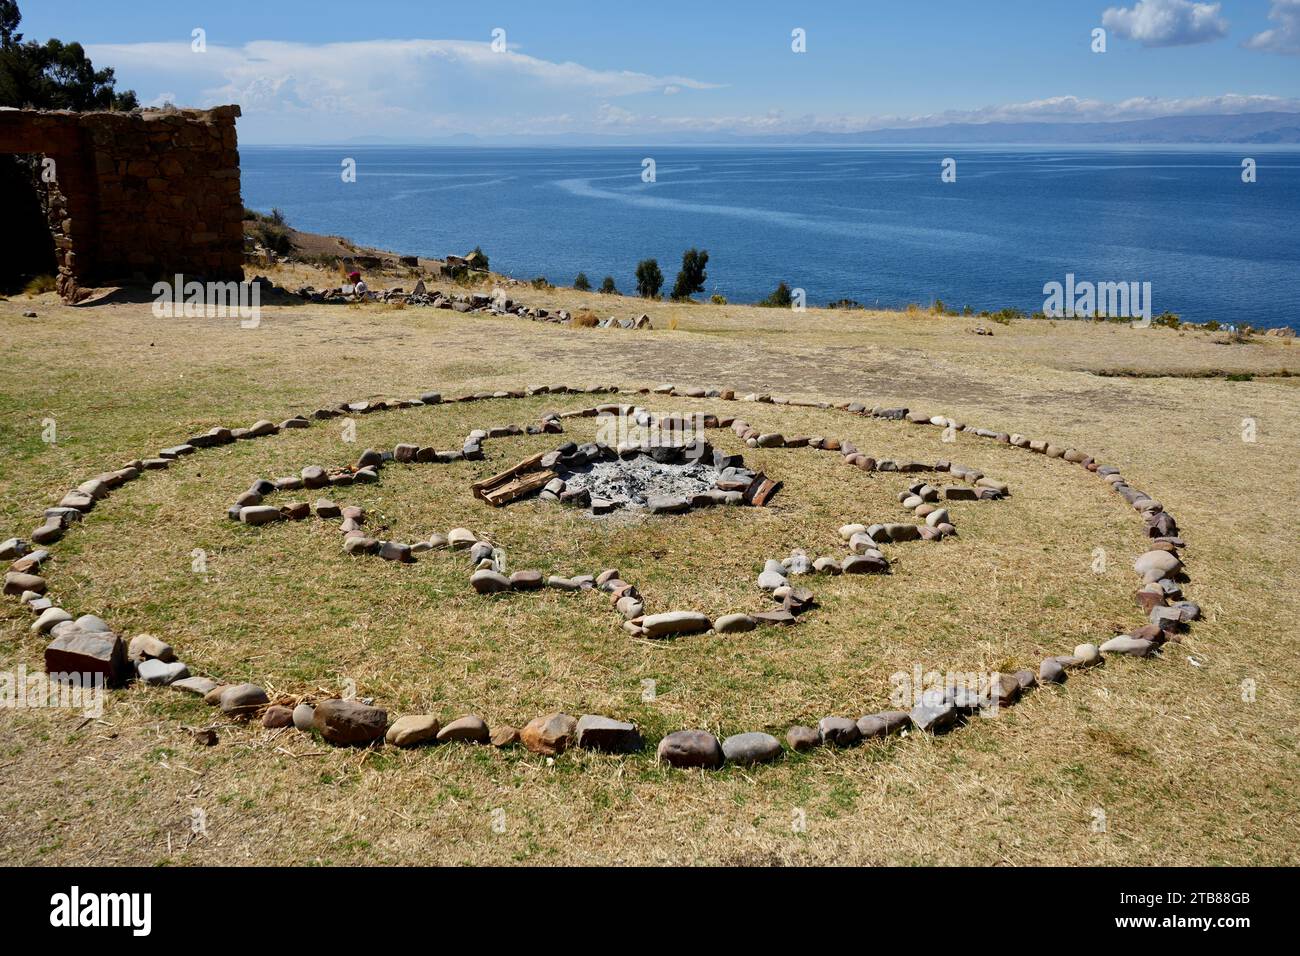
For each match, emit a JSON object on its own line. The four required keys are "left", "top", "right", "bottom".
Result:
{"left": 1, "top": 265, "right": 1297, "bottom": 866}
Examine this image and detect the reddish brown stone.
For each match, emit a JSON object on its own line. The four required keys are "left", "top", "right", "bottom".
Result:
{"left": 520, "top": 713, "right": 578, "bottom": 755}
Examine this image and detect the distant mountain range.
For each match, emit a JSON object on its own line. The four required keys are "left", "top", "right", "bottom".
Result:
{"left": 323, "top": 112, "right": 1300, "bottom": 147}
{"left": 791, "top": 112, "right": 1300, "bottom": 145}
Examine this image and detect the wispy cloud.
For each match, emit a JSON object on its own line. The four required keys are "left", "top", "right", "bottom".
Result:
{"left": 1102, "top": 0, "right": 1229, "bottom": 47}
{"left": 1243, "top": 0, "right": 1300, "bottom": 54}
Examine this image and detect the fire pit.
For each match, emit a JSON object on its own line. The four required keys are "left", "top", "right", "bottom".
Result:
{"left": 471, "top": 439, "right": 780, "bottom": 515}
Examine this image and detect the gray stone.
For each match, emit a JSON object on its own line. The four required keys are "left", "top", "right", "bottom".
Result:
{"left": 343, "top": 536, "right": 379, "bottom": 555}
{"left": 137, "top": 658, "right": 189, "bottom": 686}
{"left": 1100, "top": 635, "right": 1158, "bottom": 658}
{"left": 924, "top": 508, "right": 951, "bottom": 528}
{"left": 1039, "top": 658, "right": 1068, "bottom": 684}
{"left": 292, "top": 703, "right": 316, "bottom": 731}
{"left": 841, "top": 554, "right": 887, "bottom": 575}
{"left": 714, "top": 613, "right": 757, "bottom": 633}
{"left": 786, "top": 725, "right": 820, "bottom": 751}
{"left": 640, "top": 611, "right": 711, "bottom": 638}
{"left": 30, "top": 520, "right": 63, "bottom": 545}
{"left": 1073, "top": 643, "right": 1102, "bottom": 667}
{"left": 31, "top": 607, "right": 72, "bottom": 634}
{"left": 239, "top": 505, "right": 282, "bottom": 525}
{"left": 910, "top": 696, "right": 959, "bottom": 733}
{"left": 656, "top": 730, "right": 724, "bottom": 769}
{"left": 447, "top": 528, "right": 478, "bottom": 549}
{"left": 575, "top": 715, "right": 642, "bottom": 752}
{"left": 812, "top": 556, "right": 842, "bottom": 574}
{"left": 437, "top": 714, "right": 490, "bottom": 744}
{"left": 220, "top": 683, "right": 269, "bottom": 717}
{"left": 1134, "top": 550, "right": 1181, "bottom": 579}
{"left": 471, "top": 569, "right": 512, "bottom": 594}
{"left": 721, "top": 732, "right": 783, "bottom": 765}
{"left": 647, "top": 495, "right": 690, "bottom": 515}
{"left": 0, "top": 538, "right": 28, "bottom": 560}
{"left": 379, "top": 541, "right": 413, "bottom": 563}
{"left": 385, "top": 715, "right": 441, "bottom": 747}
{"left": 4, "top": 572, "right": 45, "bottom": 596}
{"left": 818, "top": 716, "right": 861, "bottom": 746}
{"left": 171, "top": 676, "right": 219, "bottom": 697}
{"left": 510, "top": 570, "right": 544, "bottom": 590}
{"left": 313, "top": 699, "right": 389, "bottom": 745}
{"left": 856, "top": 711, "right": 911, "bottom": 739}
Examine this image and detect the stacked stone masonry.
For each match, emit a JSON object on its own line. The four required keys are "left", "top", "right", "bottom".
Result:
{"left": 0, "top": 105, "right": 244, "bottom": 301}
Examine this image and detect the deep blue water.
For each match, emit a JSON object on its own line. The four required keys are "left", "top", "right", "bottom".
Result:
{"left": 241, "top": 146, "right": 1300, "bottom": 329}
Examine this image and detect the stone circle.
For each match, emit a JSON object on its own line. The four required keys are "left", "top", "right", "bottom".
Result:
{"left": 2, "top": 381, "right": 1200, "bottom": 776}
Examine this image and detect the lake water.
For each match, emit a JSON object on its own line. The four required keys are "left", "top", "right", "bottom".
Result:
{"left": 240, "top": 146, "right": 1300, "bottom": 329}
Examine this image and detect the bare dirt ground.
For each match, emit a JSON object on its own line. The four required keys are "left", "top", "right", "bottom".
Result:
{"left": 1, "top": 269, "right": 1296, "bottom": 866}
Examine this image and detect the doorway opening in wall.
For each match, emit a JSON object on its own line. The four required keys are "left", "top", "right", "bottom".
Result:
{"left": 0, "top": 154, "right": 57, "bottom": 295}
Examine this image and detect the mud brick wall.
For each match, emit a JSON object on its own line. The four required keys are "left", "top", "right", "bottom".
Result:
{"left": 0, "top": 106, "right": 244, "bottom": 300}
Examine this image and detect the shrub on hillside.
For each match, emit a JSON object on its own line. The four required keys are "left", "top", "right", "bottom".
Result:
{"left": 574, "top": 272, "right": 591, "bottom": 291}
{"left": 246, "top": 207, "right": 293, "bottom": 256}
{"left": 670, "top": 248, "right": 708, "bottom": 300}
{"left": 572, "top": 311, "right": 600, "bottom": 328}
{"left": 599, "top": 276, "right": 619, "bottom": 294}
{"left": 759, "top": 281, "right": 792, "bottom": 308}
{"left": 635, "top": 259, "right": 663, "bottom": 299}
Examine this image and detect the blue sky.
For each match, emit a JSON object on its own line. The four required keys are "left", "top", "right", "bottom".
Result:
{"left": 15, "top": 0, "right": 1300, "bottom": 142}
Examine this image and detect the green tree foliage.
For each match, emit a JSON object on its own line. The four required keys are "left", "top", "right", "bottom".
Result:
{"left": 599, "top": 275, "right": 618, "bottom": 294}
{"left": 573, "top": 272, "right": 591, "bottom": 291}
{"left": 670, "top": 248, "right": 708, "bottom": 300}
{"left": 0, "top": 2, "right": 138, "bottom": 110}
{"left": 759, "top": 281, "right": 792, "bottom": 307}
{"left": 635, "top": 258, "right": 663, "bottom": 298}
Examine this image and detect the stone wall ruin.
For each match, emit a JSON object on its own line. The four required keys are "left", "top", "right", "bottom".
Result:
{"left": 0, "top": 105, "right": 244, "bottom": 301}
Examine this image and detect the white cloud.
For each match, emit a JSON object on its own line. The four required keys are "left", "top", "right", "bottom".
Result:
{"left": 1243, "top": 0, "right": 1300, "bottom": 54}
{"left": 85, "top": 37, "right": 1297, "bottom": 141}
{"left": 1102, "top": 0, "right": 1229, "bottom": 47}
{"left": 86, "top": 38, "right": 721, "bottom": 140}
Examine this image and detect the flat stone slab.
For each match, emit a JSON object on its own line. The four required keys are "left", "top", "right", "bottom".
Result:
{"left": 170, "top": 676, "right": 219, "bottom": 697}
{"left": 575, "top": 715, "right": 642, "bottom": 752}
{"left": 44, "top": 628, "right": 128, "bottom": 687}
